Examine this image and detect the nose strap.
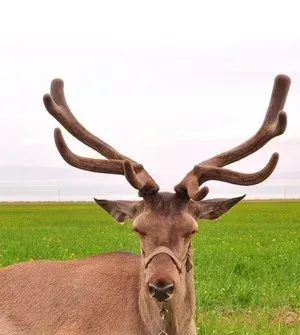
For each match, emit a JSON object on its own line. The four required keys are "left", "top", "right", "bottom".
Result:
{"left": 144, "top": 246, "right": 183, "bottom": 273}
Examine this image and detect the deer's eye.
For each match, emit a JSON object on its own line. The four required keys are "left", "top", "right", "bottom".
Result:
{"left": 184, "top": 229, "right": 198, "bottom": 237}
{"left": 133, "top": 228, "right": 146, "bottom": 236}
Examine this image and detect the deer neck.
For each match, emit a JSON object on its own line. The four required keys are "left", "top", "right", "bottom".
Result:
{"left": 138, "top": 267, "right": 195, "bottom": 335}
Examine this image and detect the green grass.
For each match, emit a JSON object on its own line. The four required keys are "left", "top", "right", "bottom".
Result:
{"left": 0, "top": 201, "right": 299, "bottom": 334}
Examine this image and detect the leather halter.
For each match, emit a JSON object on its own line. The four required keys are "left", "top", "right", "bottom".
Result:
{"left": 144, "top": 244, "right": 193, "bottom": 273}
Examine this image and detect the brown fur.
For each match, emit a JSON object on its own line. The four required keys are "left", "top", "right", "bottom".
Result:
{"left": 0, "top": 192, "right": 244, "bottom": 335}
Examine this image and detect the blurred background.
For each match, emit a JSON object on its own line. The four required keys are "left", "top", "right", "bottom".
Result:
{"left": 1, "top": 0, "right": 300, "bottom": 201}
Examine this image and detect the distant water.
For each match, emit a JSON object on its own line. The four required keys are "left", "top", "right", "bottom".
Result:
{"left": 0, "top": 181, "right": 136, "bottom": 202}
{"left": 0, "top": 181, "right": 299, "bottom": 201}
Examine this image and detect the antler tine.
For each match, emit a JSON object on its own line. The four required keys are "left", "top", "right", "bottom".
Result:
{"left": 194, "top": 152, "right": 278, "bottom": 186}
{"left": 43, "top": 78, "right": 129, "bottom": 161}
{"left": 175, "top": 74, "right": 290, "bottom": 200}
{"left": 44, "top": 79, "right": 159, "bottom": 197}
{"left": 201, "top": 74, "right": 290, "bottom": 168}
{"left": 54, "top": 128, "right": 127, "bottom": 174}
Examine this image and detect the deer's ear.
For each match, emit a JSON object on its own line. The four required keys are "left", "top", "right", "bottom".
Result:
{"left": 188, "top": 195, "right": 245, "bottom": 220}
{"left": 94, "top": 199, "right": 144, "bottom": 224}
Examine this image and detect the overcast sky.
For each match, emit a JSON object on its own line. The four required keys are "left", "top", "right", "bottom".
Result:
{"left": 1, "top": 0, "right": 300, "bottom": 198}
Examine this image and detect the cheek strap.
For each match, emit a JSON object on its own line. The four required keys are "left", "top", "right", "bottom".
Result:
{"left": 185, "top": 247, "right": 193, "bottom": 272}
{"left": 144, "top": 244, "right": 193, "bottom": 273}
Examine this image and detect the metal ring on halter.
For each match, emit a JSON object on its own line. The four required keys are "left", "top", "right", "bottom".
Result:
{"left": 158, "top": 302, "right": 169, "bottom": 335}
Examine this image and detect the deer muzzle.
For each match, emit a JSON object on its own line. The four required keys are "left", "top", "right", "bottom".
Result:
{"left": 144, "top": 246, "right": 186, "bottom": 302}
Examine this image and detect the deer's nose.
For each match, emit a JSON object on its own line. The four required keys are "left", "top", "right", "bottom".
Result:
{"left": 148, "top": 280, "right": 174, "bottom": 302}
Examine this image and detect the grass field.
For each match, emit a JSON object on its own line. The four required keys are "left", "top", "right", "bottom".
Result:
{"left": 0, "top": 200, "right": 299, "bottom": 334}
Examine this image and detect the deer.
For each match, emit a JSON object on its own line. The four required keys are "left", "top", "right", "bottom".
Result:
{"left": 0, "top": 74, "right": 290, "bottom": 335}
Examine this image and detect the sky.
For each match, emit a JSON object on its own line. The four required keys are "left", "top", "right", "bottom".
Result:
{"left": 1, "top": 0, "right": 300, "bottom": 200}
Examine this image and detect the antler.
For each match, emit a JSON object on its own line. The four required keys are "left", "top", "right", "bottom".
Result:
{"left": 43, "top": 79, "right": 159, "bottom": 197}
{"left": 175, "top": 74, "right": 291, "bottom": 201}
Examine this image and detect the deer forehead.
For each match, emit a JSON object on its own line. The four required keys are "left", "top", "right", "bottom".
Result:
{"left": 133, "top": 210, "right": 198, "bottom": 234}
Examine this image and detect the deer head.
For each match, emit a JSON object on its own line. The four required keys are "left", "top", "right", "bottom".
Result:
{"left": 43, "top": 74, "right": 290, "bottom": 303}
